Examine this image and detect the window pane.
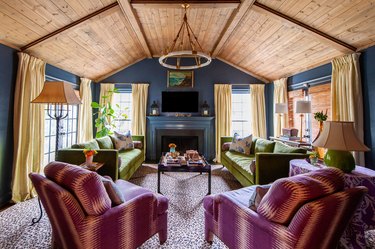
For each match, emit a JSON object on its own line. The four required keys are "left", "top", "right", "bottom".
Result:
{"left": 231, "top": 91, "right": 251, "bottom": 137}
{"left": 113, "top": 92, "right": 132, "bottom": 133}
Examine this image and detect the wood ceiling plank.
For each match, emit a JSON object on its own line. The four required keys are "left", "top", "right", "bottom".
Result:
{"left": 217, "top": 57, "right": 270, "bottom": 83}
{"left": 251, "top": 2, "right": 357, "bottom": 53}
{"left": 117, "top": 0, "right": 152, "bottom": 58}
{"left": 211, "top": 0, "right": 256, "bottom": 57}
{"left": 21, "top": 2, "right": 119, "bottom": 51}
{"left": 131, "top": 0, "right": 240, "bottom": 9}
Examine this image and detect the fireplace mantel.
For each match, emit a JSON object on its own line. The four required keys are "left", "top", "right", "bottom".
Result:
{"left": 146, "top": 116, "right": 215, "bottom": 161}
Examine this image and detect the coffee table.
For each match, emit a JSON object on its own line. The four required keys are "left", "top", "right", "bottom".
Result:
{"left": 157, "top": 153, "right": 211, "bottom": 195}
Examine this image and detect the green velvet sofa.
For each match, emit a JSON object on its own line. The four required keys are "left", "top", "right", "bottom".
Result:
{"left": 56, "top": 135, "right": 145, "bottom": 180}
{"left": 221, "top": 136, "right": 309, "bottom": 186}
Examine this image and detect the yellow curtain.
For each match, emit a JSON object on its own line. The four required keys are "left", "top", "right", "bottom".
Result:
{"left": 12, "top": 53, "right": 45, "bottom": 202}
{"left": 273, "top": 78, "right": 288, "bottom": 136}
{"left": 77, "top": 78, "right": 93, "bottom": 143}
{"left": 214, "top": 84, "right": 232, "bottom": 162}
{"left": 331, "top": 53, "right": 364, "bottom": 165}
{"left": 250, "top": 84, "right": 267, "bottom": 138}
{"left": 98, "top": 83, "right": 115, "bottom": 134}
{"left": 131, "top": 83, "right": 149, "bottom": 136}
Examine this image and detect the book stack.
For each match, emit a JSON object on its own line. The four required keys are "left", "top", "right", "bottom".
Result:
{"left": 187, "top": 159, "right": 205, "bottom": 166}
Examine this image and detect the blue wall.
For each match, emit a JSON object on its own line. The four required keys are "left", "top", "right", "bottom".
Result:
{"left": 101, "top": 58, "right": 263, "bottom": 115}
{"left": 0, "top": 44, "right": 81, "bottom": 207}
{"left": 0, "top": 44, "right": 17, "bottom": 206}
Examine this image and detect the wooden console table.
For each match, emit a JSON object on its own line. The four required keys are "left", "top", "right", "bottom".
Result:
{"left": 289, "top": 159, "right": 375, "bottom": 249}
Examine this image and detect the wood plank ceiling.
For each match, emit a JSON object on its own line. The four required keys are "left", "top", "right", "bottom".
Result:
{"left": 0, "top": 0, "right": 374, "bottom": 82}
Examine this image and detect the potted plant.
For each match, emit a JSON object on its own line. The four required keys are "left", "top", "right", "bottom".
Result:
{"left": 83, "top": 148, "right": 98, "bottom": 166}
{"left": 309, "top": 151, "right": 319, "bottom": 165}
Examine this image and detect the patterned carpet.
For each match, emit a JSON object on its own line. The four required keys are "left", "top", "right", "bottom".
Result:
{"left": 1, "top": 164, "right": 375, "bottom": 248}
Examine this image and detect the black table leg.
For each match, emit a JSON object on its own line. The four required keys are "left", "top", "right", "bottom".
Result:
{"left": 31, "top": 197, "right": 43, "bottom": 226}
{"left": 207, "top": 170, "right": 211, "bottom": 195}
{"left": 157, "top": 168, "right": 161, "bottom": 194}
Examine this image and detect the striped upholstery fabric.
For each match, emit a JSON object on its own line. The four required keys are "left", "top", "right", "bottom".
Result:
{"left": 44, "top": 161, "right": 111, "bottom": 215}
{"left": 30, "top": 161, "right": 169, "bottom": 249}
{"left": 204, "top": 168, "right": 367, "bottom": 249}
{"left": 257, "top": 168, "right": 344, "bottom": 225}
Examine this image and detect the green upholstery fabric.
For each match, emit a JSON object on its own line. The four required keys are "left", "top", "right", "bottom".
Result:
{"left": 71, "top": 139, "right": 100, "bottom": 150}
{"left": 96, "top": 136, "right": 114, "bottom": 149}
{"left": 223, "top": 151, "right": 255, "bottom": 184}
{"left": 273, "top": 142, "right": 306, "bottom": 154}
{"left": 250, "top": 137, "right": 258, "bottom": 154}
{"left": 57, "top": 136, "right": 145, "bottom": 180}
{"left": 255, "top": 139, "right": 275, "bottom": 153}
{"left": 221, "top": 137, "right": 308, "bottom": 186}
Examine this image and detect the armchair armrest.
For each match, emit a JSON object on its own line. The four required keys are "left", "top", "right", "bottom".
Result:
{"left": 56, "top": 149, "right": 119, "bottom": 180}
{"left": 255, "top": 153, "right": 309, "bottom": 185}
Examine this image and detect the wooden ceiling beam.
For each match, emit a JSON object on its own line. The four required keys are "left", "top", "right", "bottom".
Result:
{"left": 252, "top": 2, "right": 357, "bottom": 53}
{"left": 131, "top": 0, "right": 240, "bottom": 9}
{"left": 117, "top": 0, "right": 152, "bottom": 58}
{"left": 217, "top": 57, "right": 270, "bottom": 83}
{"left": 21, "top": 2, "right": 119, "bottom": 51}
{"left": 211, "top": 0, "right": 256, "bottom": 58}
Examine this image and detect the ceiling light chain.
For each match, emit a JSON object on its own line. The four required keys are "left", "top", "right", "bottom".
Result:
{"left": 159, "top": 3, "right": 212, "bottom": 70}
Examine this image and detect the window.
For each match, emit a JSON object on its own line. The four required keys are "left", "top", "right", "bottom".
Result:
{"left": 113, "top": 91, "right": 132, "bottom": 133}
{"left": 232, "top": 88, "right": 251, "bottom": 137}
{"left": 44, "top": 104, "right": 78, "bottom": 165}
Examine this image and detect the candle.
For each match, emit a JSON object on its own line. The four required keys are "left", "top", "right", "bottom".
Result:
{"left": 203, "top": 110, "right": 208, "bottom": 115}
{"left": 152, "top": 109, "right": 156, "bottom": 115}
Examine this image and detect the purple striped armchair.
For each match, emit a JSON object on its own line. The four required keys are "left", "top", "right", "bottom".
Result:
{"left": 204, "top": 167, "right": 367, "bottom": 249}
{"left": 29, "top": 161, "right": 168, "bottom": 249}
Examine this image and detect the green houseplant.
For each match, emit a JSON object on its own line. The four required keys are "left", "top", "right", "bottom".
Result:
{"left": 91, "top": 88, "right": 128, "bottom": 138}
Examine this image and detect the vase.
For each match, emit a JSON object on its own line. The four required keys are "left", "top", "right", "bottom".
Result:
{"left": 86, "top": 155, "right": 93, "bottom": 166}
{"left": 170, "top": 147, "right": 175, "bottom": 153}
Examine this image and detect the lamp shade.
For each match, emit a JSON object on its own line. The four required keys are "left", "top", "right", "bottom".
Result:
{"left": 275, "top": 103, "right": 288, "bottom": 114}
{"left": 312, "top": 121, "right": 369, "bottom": 152}
{"left": 295, "top": 100, "right": 311, "bottom": 113}
{"left": 31, "top": 81, "right": 81, "bottom": 104}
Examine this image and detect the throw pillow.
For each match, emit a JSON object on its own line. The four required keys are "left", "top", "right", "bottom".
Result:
{"left": 254, "top": 138, "right": 275, "bottom": 153}
{"left": 221, "top": 142, "right": 231, "bottom": 151}
{"left": 273, "top": 142, "right": 306, "bottom": 154}
{"left": 96, "top": 136, "right": 114, "bottom": 149}
{"left": 229, "top": 133, "right": 253, "bottom": 155}
{"left": 100, "top": 176, "right": 125, "bottom": 206}
{"left": 71, "top": 139, "right": 100, "bottom": 150}
{"left": 133, "top": 141, "right": 143, "bottom": 149}
{"left": 249, "top": 184, "right": 272, "bottom": 211}
{"left": 112, "top": 131, "right": 134, "bottom": 151}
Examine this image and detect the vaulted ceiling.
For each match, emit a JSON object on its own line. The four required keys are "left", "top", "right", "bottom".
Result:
{"left": 1, "top": 0, "right": 374, "bottom": 82}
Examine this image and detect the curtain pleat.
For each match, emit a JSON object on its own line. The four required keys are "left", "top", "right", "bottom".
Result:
{"left": 214, "top": 84, "right": 232, "bottom": 162}
{"left": 77, "top": 78, "right": 93, "bottom": 143}
{"left": 273, "top": 78, "right": 288, "bottom": 136}
{"left": 331, "top": 53, "right": 365, "bottom": 165}
{"left": 250, "top": 84, "right": 267, "bottom": 138}
{"left": 12, "top": 52, "right": 45, "bottom": 202}
{"left": 131, "top": 84, "right": 149, "bottom": 136}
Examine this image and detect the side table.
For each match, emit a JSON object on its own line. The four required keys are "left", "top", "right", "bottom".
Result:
{"left": 289, "top": 159, "right": 375, "bottom": 249}
{"left": 79, "top": 162, "right": 104, "bottom": 171}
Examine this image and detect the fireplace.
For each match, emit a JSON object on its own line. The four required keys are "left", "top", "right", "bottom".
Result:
{"left": 146, "top": 116, "right": 215, "bottom": 161}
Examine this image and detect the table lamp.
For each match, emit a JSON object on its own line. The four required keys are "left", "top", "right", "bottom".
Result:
{"left": 295, "top": 100, "right": 311, "bottom": 142}
{"left": 275, "top": 103, "right": 288, "bottom": 136}
{"left": 312, "top": 121, "right": 369, "bottom": 173}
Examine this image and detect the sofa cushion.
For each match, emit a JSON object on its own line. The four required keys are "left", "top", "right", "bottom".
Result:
{"left": 257, "top": 167, "right": 344, "bottom": 225}
{"left": 273, "top": 142, "right": 306, "bottom": 154}
{"left": 249, "top": 184, "right": 271, "bottom": 211}
{"left": 112, "top": 131, "right": 134, "bottom": 151}
{"left": 118, "top": 149, "right": 143, "bottom": 173}
{"left": 71, "top": 139, "right": 100, "bottom": 150}
{"left": 255, "top": 138, "right": 275, "bottom": 153}
{"left": 44, "top": 162, "right": 111, "bottom": 216}
{"left": 101, "top": 176, "right": 125, "bottom": 206}
{"left": 223, "top": 151, "right": 255, "bottom": 182}
{"left": 96, "top": 136, "right": 114, "bottom": 149}
{"left": 229, "top": 133, "right": 252, "bottom": 155}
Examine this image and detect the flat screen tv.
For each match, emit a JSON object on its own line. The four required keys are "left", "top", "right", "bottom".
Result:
{"left": 162, "top": 91, "right": 199, "bottom": 113}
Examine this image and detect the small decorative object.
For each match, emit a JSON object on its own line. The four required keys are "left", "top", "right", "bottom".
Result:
{"left": 312, "top": 121, "right": 370, "bottom": 173}
{"left": 201, "top": 101, "right": 210, "bottom": 116}
{"left": 309, "top": 151, "right": 319, "bottom": 166}
{"left": 150, "top": 101, "right": 159, "bottom": 116}
{"left": 313, "top": 109, "right": 328, "bottom": 158}
{"left": 83, "top": 148, "right": 98, "bottom": 166}
{"left": 167, "top": 70, "right": 194, "bottom": 88}
{"left": 169, "top": 143, "right": 177, "bottom": 153}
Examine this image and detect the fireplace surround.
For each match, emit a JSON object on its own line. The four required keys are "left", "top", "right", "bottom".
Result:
{"left": 146, "top": 116, "right": 215, "bottom": 161}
